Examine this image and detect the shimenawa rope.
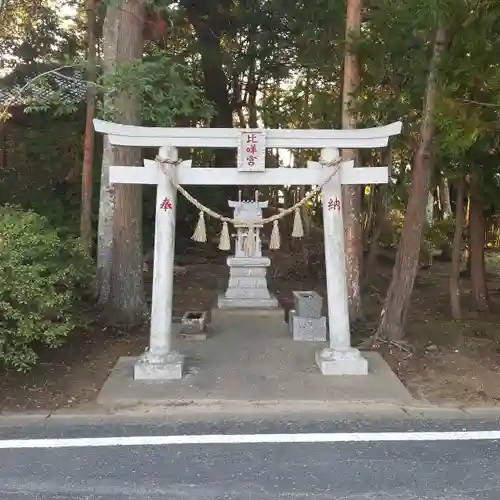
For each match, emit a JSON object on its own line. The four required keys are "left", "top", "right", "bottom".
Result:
{"left": 155, "top": 155, "right": 341, "bottom": 251}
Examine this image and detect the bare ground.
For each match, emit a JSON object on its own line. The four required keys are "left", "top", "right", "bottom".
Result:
{"left": 2, "top": 246, "right": 500, "bottom": 412}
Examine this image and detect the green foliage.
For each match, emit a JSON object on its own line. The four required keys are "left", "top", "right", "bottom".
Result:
{"left": 0, "top": 115, "right": 84, "bottom": 233}
{"left": 99, "top": 51, "right": 214, "bottom": 126}
{"left": 0, "top": 0, "right": 81, "bottom": 69}
{"left": 424, "top": 218, "right": 455, "bottom": 250}
{"left": 435, "top": 0, "right": 500, "bottom": 158}
{"left": 16, "top": 53, "right": 214, "bottom": 127}
{"left": 380, "top": 209, "right": 404, "bottom": 247}
{"left": 0, "top": 206, "right": 93, "bottom": 372}
{"left": 382, "top": 207, "right": 456, "bottom": 254}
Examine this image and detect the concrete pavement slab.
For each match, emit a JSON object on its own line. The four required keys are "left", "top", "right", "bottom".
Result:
{"left": 96, "top": 311, "right": 415, "bottom": 408}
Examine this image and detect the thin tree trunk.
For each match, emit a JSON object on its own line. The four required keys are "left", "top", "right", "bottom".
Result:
{"left": 376, "top": 23, "right": 447, "bottom": 341}
{"left": 247, "top": 63, "right": 258, "bottom": 129}
{"left": 462, "top": 191, "right": 471, "bottom": 275}
{"left": 469, "top": 167, "right": 490, "bottom": 311}
{"left": 299, "top": 70, "right": 312, "bottom": 237}
{"left": 450, "top": 176, "right": 465, "bottom": 319}
{"left": 363, "top": 186, "right": 384, "bottom": 283}
{"left": 342, "top": 0, "right": 363, "bottom": 321}
{"left": 422, "top": 190, "right": 435, "bottom": 268}
{"left": 80, "top": 0, "right": 97, "bottom": 254}
{"left": 440, "top": 175, "right": 452, "bottom": 218}
{"left": 364, "top": 147, "right": 391, "bottom": 284}
{"left": 363, "top": 184, "right": 375, "bottom": 248}
{"left": 426, "top": 190, "right": 434, "bottom": 227}
{"left": 236, "top": 108, "right": 245, "bottom": 127}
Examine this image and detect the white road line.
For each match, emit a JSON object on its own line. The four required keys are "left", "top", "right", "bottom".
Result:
{"left": 1, "top": 431, "right": 500, "bottom": 449}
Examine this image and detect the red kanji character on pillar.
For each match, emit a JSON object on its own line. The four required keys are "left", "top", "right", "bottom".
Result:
{"left": 160, "top": 198, "right": 173, "bottom": 210}
{"left": 327, "top": 197, "right": 341, "bottom": 211}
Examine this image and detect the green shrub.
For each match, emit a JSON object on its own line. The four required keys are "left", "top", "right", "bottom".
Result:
{"left": 424, "top": 217, "right": 455, "bottom": 250}
{"left": 0, "top": 206, "right": 93, "bottom": 372}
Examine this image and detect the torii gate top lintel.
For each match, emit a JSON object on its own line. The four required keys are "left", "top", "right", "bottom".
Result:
{"left": 93, "top": 119, "right": 402, "bottom": 149}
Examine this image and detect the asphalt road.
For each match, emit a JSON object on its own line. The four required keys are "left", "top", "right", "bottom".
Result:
{"left": 1, "top": 415, "right": 500, "bottom": 499}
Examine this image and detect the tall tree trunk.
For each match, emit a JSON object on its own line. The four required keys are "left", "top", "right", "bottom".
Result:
{"left": 98, "top": 0, "right": 147, "bottom": 323}
{"left": 341, "top": 0, "right": 363, "bottom": 321}
{"left": 450, "top": 176, "right": 465, "bottom": 319}
{"left": 96, "top": 3, "right": 120, "bottom": 304}
{"left": 469, "top": 167, "right": 490, "bottom": 311}
{"left": 376, "top": 23, "right": 447, "bottom": 341}
{"left": 183, "top": 1, "right": 234, "bottom": 168}
{"left": 80, "top": 0, "right": 97, "bottom": 254}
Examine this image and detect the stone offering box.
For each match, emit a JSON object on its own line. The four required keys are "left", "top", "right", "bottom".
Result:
{"left": 179, "top": 311, "right": 209, "bottom": 341}
{"left": 292, "top": 290, "right": 323, "bottom": 318}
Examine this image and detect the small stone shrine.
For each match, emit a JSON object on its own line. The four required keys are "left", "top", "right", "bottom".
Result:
{"left": 218, "top": 190, "right": 279, "bottom": 309}
{"left": 289, "top": 291, "right": 327, "bottom": 341}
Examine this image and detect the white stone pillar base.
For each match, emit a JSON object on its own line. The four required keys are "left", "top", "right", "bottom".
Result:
{"left": 134, "top": 350, "right": 184, "bottom": 380}
{"left": 315, "top": 347, "right": 368, "bottom": 376}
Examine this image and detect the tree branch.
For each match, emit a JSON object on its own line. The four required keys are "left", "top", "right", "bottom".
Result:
{"left": 455, "top": 98, "right": 500, "bottom": 108}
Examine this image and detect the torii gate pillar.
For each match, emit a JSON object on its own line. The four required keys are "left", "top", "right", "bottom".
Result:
{"left": 315, "top": 148, "right": 367, "bottom": 375}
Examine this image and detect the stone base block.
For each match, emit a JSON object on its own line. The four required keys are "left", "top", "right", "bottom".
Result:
{"left": 315, "top": 347, "right": 368, "bottom": 376}
{"left": 289, "top": 310, "right": 327, "bottom": 341}
{"left": 134, "top": 351, "right": 184, "bottom": 380}
{"left": 227, "top": 256, "right": 271, "bottom": 267}
{"left": 178, "top": 331, "right": 208, "bottom": 341}
{"left": 218, "top": 294, "right": 279, "bottom": 309}
{"left": 211, "top": 307, "right": 286, "bottom": 323}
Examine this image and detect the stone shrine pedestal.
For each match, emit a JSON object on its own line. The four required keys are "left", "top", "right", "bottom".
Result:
{"left": 218, "top": 256, "right": 279, "bottom": 309}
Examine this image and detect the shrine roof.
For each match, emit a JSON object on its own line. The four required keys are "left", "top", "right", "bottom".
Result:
{"left": 0, "top": 66, "right": 86, "bottom": 109}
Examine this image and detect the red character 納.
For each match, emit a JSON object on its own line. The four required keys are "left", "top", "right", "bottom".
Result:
{"left": 327, "top": 197, "right": 341, "bottom": 211}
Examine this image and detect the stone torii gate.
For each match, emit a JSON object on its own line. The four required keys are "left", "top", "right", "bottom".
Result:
{"left": 93, "top": 119, "right": 402, "bottom": 380}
